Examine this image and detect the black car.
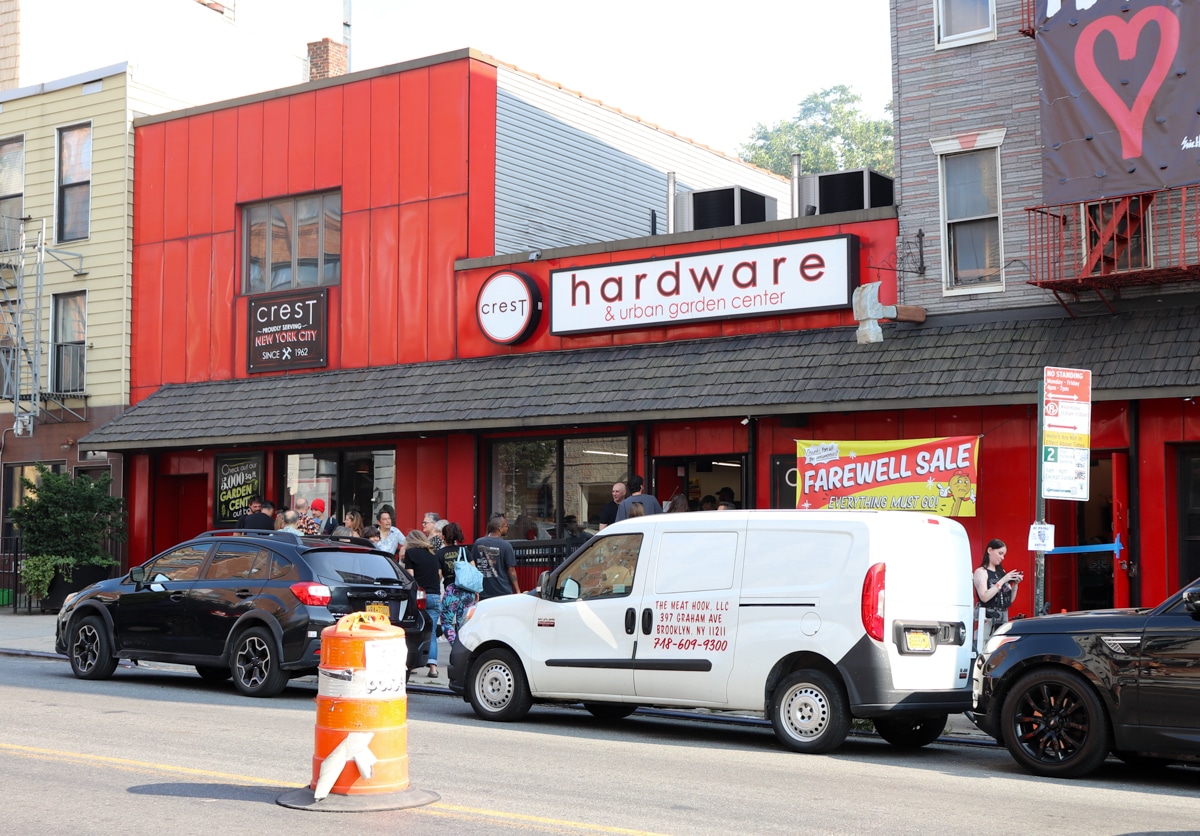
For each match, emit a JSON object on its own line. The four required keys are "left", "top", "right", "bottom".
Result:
{"left": 972, "top": 578, "right": 1200, "bottom": 777}
{"left": 54, "top": 529, "right": 432, "bottom": 697}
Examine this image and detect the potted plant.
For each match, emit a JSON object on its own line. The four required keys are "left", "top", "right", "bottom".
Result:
{"left": 12, "top": 465, "right": 126, "bottom": 611}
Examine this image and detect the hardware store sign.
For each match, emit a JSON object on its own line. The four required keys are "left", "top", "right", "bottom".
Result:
{"left": 550, "top": 236, "right": 857, "bottom": 335}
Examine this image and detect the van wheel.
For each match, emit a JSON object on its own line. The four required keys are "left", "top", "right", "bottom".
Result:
{"left": 68, "top": 615, "right": 118, "bottom": 680}
{"left": 584, "top": 702, "right": 638, "bottom": 721}
{"left": 1000, "top": 668, "right": 1110, "bottom": 778}
{"left": 468, "top": 648, "right": 532, "bottom": 722}
{"left": 770, "top": 669, "right": 850, "bottom": 754}
{"left": 875, "top": 715, "right": 947, "bottom": 748}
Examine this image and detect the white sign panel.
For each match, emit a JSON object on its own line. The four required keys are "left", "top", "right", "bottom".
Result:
{"left": 1028, "top": 522, "right": 1055, "bottom": 552}
{"left": 1041, "top": 366, "right": 1092, "bottom": 501}
{"left": 549, "top": 235, "right": 858, "bottom": 335}
{"left": 476, "top": 270, "right": 542, "bottom": 345}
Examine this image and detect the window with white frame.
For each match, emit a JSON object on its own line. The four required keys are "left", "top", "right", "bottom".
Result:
{"left": 933, "top": 129, "right": 1005, "bottom": 292}
{"left": 243, "top": 192, "right": 341, "bottom": 294}
{"left": 935, "top": 0, "right": 995, "bottom": 47}
{"left": 0, "top": 136, "right": 23, "bottom": 234}
{"left": 52, "top": 292, "right": 86, "bottom": 393}
{"left": 57, "top": 124, "right": 91, "bottom": 242}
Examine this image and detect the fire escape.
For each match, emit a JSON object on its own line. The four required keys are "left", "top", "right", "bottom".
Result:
{"left": 0, "top": 215, "right": 88, "bottom": 437}
{"left": 1026, "top": 180, "right": 1200, "bottom": 313}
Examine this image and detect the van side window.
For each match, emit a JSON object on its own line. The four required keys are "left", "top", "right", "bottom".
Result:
{"left": 556, "top": 533, "right": 643, "bottom": 601}
{"left": 656, "top": 531, "right": 738, "bottom": 594}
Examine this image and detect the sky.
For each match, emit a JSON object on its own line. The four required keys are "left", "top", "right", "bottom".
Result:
{"left": 350, "top": 0, "right": 893, "bottom": 159}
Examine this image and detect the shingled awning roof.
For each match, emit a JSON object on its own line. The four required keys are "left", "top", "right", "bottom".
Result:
{"left": 80, "top": 294, "right": 1200, "bottom": 452}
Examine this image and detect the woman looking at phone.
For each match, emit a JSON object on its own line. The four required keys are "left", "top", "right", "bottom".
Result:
{"left": 974, "top": 538, "right": 1022, "bottom": 633}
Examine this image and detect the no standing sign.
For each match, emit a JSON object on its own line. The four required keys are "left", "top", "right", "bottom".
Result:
{"left": 1041, "top": 366, "right": 1092, "bottom": 501}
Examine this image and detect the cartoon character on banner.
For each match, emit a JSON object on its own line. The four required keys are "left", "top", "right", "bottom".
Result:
{"left": 937, "top": 470, "right": 976, "bottom": 516}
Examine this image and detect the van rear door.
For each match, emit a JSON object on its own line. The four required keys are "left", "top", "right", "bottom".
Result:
{"left": 883, "top": 517, "right": 974, "bottom": 693}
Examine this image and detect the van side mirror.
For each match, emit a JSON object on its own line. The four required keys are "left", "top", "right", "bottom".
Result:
{"left": 537, "top": 570, "right": 549, "bottom": 598}
{"left": 562, "top": 577, "right": 580, "bottom": 601}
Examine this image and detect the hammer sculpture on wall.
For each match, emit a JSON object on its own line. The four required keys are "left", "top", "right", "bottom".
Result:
{"left": 852, "top": 282, "right": 926, "bottom": 344}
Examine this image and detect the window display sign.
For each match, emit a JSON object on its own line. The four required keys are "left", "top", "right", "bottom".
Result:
{"left": 247, "top": 288, "right": 328, "bottom": 373}
{"left": 550, "top": 236, "right": 857, "bottom": 335}
{"left": 215, "top": 453, "right": 264, "bottom": 527}
{"left": 796, "top": 436, "right": 981, "bottom": 517}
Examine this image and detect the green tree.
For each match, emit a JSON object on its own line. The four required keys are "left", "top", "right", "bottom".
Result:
{"left": 740, "top": 85, "right": 893, "bottom": 177}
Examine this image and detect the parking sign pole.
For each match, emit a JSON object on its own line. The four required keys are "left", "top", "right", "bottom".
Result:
{"left": 1035, "top": 379, "right": 1046, "bottom": 617}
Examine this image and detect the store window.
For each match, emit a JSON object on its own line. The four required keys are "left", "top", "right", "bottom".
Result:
{"left": 489, "top": 435, "right": 629, "bottom": 541}
{"left": 3, "top": 462, "right": 66, "bottom": 548}
{"left": 933, "top": 130, "right": 1005, "bottom": 293}
{"left": 52, "top": 291, "right": 86, "bottom": 393}
{"left": 281, "top": 448, "right": 394, "bottom": 527}
{"left": 935, "top": 0, "right": 994, "bottom": 48}
{"left": 57, "top": 123, "right": 91, "bottom": 242}
{"left": 243, "top": 192, "right": 341, "bottom": 294}
{"left": 0, "top": 135, "right": 23, "bottom": 230}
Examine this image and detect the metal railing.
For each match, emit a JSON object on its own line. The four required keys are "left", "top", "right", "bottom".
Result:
{"left": 512, "top": 538, "right": 578, "bottom": 592}
{"left": 1026, "top": 186, "right": 1200, "bottom": 294}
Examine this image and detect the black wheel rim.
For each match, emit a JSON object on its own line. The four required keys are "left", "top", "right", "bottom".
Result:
{"left": 71, "top": 624, "right": 100, "bottom": 673}
{"left": 1012, "top": 680, "right": 1092, "bottom": 764}
{"left": 234, "top": 636, "right": 271, "bottom": 689}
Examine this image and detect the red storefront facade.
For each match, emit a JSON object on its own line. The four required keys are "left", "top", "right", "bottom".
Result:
{"left": 91, "top": 51, "right": 1200, "bottom": 614}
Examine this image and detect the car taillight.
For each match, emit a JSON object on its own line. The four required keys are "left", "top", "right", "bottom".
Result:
{"left": 861, "top": 562, "right": 886, "bottom": 642}
{"left": 290, "top": 582, "right": 332, "bottom": 606}
{"left": 416, "top": 588, "right": 426, "bottom": 609}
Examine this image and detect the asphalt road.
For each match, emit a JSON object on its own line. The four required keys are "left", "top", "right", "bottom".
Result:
{"left": 3, "top": 654, "right": 1197, "bottom": 835}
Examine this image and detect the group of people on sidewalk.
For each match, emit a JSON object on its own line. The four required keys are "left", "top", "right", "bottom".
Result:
{"left": 371, "top": 509, "right": 522, "bottom": 680}
{"left": 236, "top": 496, "right": 525, "bottom": 680}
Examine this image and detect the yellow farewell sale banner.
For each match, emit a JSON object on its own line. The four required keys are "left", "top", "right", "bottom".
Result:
{"left": 796, "top": 437, "right": 981, "bottom": 517}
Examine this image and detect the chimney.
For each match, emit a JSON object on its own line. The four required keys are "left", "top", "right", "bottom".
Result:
{"left": 307, "top": 38, "right": 348, "bottom": 81}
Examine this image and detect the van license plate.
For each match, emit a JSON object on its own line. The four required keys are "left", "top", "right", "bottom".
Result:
{"left": 904, "top": 630, "right": 933, "bottom": 652}
{"left": 366, "top": 601, "right": 390, "bottom": 616}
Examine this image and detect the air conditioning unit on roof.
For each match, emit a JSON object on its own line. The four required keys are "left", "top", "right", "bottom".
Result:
{"left": 798, "top": 169, "right": 894, "bottom": 217}
{"left": 675, "top": 185, "right": 777, "bottom": 233}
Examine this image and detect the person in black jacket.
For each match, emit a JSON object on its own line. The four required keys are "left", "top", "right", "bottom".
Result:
{"left": 236, "top": 496, "right": 274, "bottom": 531}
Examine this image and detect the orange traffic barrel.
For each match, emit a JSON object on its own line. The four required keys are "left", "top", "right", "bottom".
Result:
{"left": 277, "top": 612, "right": 439, "bottom": 812}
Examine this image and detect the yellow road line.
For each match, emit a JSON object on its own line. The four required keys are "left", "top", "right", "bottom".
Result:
{"left": 0, "top": 742, "right": 296, "bottom": 786}
{"left": 0, "top": 743, "right": 670, "bottom": 835}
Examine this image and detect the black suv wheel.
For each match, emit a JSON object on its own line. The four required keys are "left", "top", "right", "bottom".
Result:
{"left": 68, "top": 615, "right": 118, "bottom": 681}
{"left": 1000, "top": 668, "right": 1110, "bottom": 778}
{"left": 231, "top": 626, "right": 288, "bottom": 697}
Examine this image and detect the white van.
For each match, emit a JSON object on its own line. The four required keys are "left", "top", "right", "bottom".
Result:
{"left": 447, "top": 510, "right": 975, "bottom": 753}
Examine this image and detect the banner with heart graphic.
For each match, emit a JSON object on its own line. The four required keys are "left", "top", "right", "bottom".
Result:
{"left": 1038, "top": 0, "right": 1196, "bottom": 205}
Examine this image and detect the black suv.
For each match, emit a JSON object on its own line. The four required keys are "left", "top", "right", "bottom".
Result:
{"left": 973, "top": 578, "right": 1200, "bottom": 777}
{"left": 54, "top": 529, "right": 432, "bottom": 697}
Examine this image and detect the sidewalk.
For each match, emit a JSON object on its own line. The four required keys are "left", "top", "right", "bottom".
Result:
{"left": 0, "top": 609, "right": 993, "bottom": 743}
